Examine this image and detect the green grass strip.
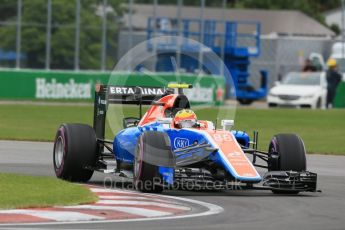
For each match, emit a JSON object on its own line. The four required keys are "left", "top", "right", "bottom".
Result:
{"left": 0, "top": 104, "right": 344, "bottom": 155}
{"left": 0, "top": 173, "right": 97, "bottom": 209}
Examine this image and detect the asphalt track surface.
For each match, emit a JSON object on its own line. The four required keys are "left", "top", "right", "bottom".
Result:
{"left": 0, "top": 140, "right": 345, "bottom": 230}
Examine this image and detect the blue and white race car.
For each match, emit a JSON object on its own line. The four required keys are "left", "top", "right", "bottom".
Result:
{"left": 53, "top": 84, "right": 317, "bottom": 194}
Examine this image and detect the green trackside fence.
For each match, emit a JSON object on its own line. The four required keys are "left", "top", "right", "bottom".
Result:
{"left": 0, "top": 69, "right": 225, "bottom": 105}
{"left": 334, "top": 82, "right": 345, "bottom": 108}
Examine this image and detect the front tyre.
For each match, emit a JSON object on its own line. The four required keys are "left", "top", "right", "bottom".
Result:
{"left": 53, "top": 124, "right": 97, "bottom": 182}
{"left": 133, "top": 131, "right": 174, "bottom": 193}
{"left": 268, "top": 134, "right": 306, "bottom": 171}
{"left": 267, "top": 133, "right": 307, "bottom": 194}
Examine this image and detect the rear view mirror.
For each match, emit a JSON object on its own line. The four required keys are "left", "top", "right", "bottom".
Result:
{"left": 123, "top": 117, "right": 140, "bottom": 128}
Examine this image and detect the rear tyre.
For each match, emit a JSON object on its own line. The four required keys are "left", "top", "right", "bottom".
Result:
{"left": 133, "top": 131, "right": 174, "bottom": 193}
{"left": 268, "top": 103, "right": 277, "bottom": 108}
{"left": 316, "top": 98, "right": 322, "bottom": 109}
{"left": 53, "top": 123, "right": 97, "bottom": 182}
{"left": 268, "top": 133, "right": 307, "bottom": 194}
{"left": 238, "top": 99, "right": 254, "bottom": 105}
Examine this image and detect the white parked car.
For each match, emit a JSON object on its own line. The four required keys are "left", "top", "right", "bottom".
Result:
{"left": 267, "top": 72, "right": 327, "bottom": 109}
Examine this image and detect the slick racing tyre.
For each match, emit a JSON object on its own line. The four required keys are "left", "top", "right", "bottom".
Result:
{"left": 133, "top": 131, "right": 174, "bottom": 193}
{"left": 53, "top": 123, "right": 97, "bottom": 182}
{"left": 268, "top": 133, "right": 306, "bottom": 171}
{"left": 267, "top": 133, "right": 307, "bottom": 194}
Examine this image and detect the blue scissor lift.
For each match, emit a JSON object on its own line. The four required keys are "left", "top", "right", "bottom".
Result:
{"left": 147, "top": 17, "right": 268, "bottom": 104}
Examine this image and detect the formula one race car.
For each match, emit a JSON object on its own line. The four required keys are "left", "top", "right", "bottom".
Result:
{"left": 53, "top": 84, "right": 317, "bottom": 194}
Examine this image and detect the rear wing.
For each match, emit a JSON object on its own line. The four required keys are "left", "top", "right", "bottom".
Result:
{"left": 93, "top": 84, "right": 166, "bottom": 141}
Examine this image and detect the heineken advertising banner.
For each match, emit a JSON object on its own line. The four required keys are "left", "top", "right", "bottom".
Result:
{"left": 0, "top": 69, "right": 225, "bottom": 104}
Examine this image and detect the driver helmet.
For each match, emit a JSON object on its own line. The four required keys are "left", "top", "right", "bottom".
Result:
{"left": 174, "top": 109, "right": 197, "bottom": 128}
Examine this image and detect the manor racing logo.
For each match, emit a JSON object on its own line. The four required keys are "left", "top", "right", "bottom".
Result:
{"left": 36, "top": 78, "right": 91, "bottom": 99}
{"left": 174, "top": 137, "right": 190, "bottom": 149}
